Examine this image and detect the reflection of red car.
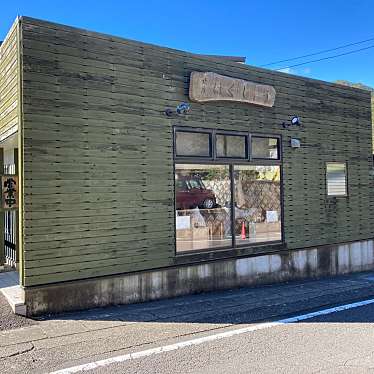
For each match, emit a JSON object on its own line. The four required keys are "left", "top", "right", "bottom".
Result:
{"left": 176, "top": 175, "right": 216, "bottom": 210}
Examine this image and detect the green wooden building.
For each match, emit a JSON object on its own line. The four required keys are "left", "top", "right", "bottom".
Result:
{"left": 0, "top": 17, "right": 373, "bottom": 316}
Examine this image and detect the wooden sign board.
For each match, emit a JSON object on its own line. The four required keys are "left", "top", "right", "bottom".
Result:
{"left": 2, "top": 175, "right": 18, "bottom": 210}
{"left": 189, "top": 72, "right": 276, "bottom": 107}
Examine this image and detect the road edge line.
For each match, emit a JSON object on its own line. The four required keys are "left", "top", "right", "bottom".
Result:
{"left": 49, "top": 298, "right": 374, "bottom": 374}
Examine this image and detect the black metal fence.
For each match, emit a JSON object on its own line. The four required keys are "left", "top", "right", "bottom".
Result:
{"left": 3, "top": 163, "right": 17, "bottom": 268}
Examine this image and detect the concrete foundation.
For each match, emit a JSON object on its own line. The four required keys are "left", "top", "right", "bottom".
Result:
{"left": 24, "top": 239, "right": 374, "bottom": 316}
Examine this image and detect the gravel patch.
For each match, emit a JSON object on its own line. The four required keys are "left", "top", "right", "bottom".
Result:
{"left": 0, "top": 292, "right": 36, "bottom": 331}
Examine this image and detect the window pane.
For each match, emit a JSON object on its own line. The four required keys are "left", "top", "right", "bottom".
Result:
{"left": 175, "top": 131, "right": 211, "bottom": 157}
{"left": 233, "top": 165, "right": 282, "bottom": 245}
{"left": 175, "top": 164, "right": 231, "bottom": 252}
{"left": 216, "top": 134, "right": 247, "bottom": 158}
{"left": 251, "top": 137, "right": 279, "bottom": 159}
{"left": 326, "top": 163, "right": 347, "bottom": 196}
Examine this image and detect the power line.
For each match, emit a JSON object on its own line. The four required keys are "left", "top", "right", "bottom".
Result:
{"left": 261, "top": 36, "right": 374, "bottom": 67}
{"left": 275, "top": 43, "right": 374, "bottom": 70}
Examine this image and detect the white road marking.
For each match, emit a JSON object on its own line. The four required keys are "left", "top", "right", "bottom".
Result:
{"left": 49, "top": 298, "right": 374, "bottom": 374}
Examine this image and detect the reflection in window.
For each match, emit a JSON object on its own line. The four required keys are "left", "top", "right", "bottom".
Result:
{"left": 174, "top": 127, "right": 283, "bottom": 253}
{"left": 251, "top": 137, "right": 279, "bottom": 159}
{"left": 175, "top": 131, "right": 211, "bottom": 157}
{"left": 216, "top": 134, "right": 247, "bottom": 158}
{"left": 234, "top": 165, "right": 281, "bottom": 245}
{"left": 175, "top": 164, "right": 231, "bottom": 252}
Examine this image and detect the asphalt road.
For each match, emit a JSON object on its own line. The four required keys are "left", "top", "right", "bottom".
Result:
{"left": 0, "top": 292, "right": 36, "bottom": 331}
{"left": 2, "top": 272, "right": 374, "bottom": 373}
{"left": 97, "top": 303, "right": 374, "bottom": 374}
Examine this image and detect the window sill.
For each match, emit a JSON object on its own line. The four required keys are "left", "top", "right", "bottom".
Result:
{"left": 173, "top": 241, "right": 286, "bottom": 266}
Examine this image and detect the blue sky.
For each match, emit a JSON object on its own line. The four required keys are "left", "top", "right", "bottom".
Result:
{"left": 1, "top": 0, "right": 373, "bottom": 87}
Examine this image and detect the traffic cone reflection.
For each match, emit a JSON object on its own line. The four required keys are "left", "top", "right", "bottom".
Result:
{"left": 241, "top": 222, "right": 246, "bottom": 240}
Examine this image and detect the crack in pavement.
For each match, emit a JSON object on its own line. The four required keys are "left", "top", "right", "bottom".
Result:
{"left": 0, "top": 342, "right": 35, "bottom": 360}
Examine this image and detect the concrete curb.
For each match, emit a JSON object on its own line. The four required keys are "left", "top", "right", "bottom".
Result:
{"left": 1, "top": 286, "right": 26, "bottom": 316}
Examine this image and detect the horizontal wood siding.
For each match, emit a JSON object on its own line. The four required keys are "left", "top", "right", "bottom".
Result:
{"left": 0, "top": 19, "right": 19, "bottom": 136}
{"left": 20, "top": 17, "right": 374, "bottom": 286}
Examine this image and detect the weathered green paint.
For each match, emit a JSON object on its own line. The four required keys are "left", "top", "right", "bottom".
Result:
{"left": 6, "top": 17, "right": 373, "bottom": 287}
{"left": 0, "top": 18, "right": 19, "bottom": 137}
{"left": 0, "top": 19, "right": 22, "bottom": 274}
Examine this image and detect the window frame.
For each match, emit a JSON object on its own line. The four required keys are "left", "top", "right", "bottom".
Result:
{"left": 325, "top": 162, "right": 348, "bottom": 198}
{"left": 173, "top": 126, "right": 284, "bottom": 256}
{"left": 174, "top": 127, "right": 282, "bottom": 163}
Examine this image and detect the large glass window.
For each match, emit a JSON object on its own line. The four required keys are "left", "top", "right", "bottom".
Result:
{"left": 175, "top": 164, "right": 232, "bottom": 252}
{"left": 174, "top": 128, "right": 282, "bottom": 253}
{"left": 234, "top": 165, "right": 281, "bottom": 245}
